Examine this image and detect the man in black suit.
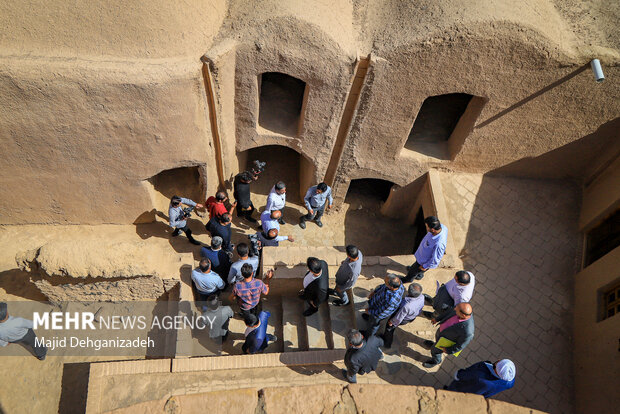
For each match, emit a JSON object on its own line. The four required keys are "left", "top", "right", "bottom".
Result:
{"left": 298, "top": 256, "right": 329, "bottom": 316}
{"left": 423, "top": 302, "right": 475, "bottom": 368}
{"left": 343, "top": 329, "right": 384, "bottom": 383}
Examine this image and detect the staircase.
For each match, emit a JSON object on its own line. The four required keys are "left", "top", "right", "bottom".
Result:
{"left": 175, "top": 246, "right": 431, "bottom": 358}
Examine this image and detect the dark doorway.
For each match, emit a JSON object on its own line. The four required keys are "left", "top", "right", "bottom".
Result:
{"left": 585, "top": 208, "right": 620, "bottom": 267}
{"left": 258, "top": 72, "right": 307, "bottom": 137}
{"left": 240, "top": 145, "right": 303, "bottom": 201}
{"left": 412, "top": 207, "right": 427, "bottom": 253}
{"left": 149, "top": 166, "right": 204, "bottom": 203}
{"left": 405, "top": 93, "right": 474, "bottom": 158}
{"left": 345, "top": 178, "right": 394, "bottom": 203}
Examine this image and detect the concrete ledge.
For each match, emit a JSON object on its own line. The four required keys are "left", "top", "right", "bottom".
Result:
{"left": 171, "top": 349, "right": 345, "bottom": 373}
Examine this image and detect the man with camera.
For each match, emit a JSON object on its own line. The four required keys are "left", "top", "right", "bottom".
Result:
{"left": 233, "top": 171, "right": 257, "bottom": 223}
{"left": 168, "top": 195, "right": 203, "bottom": 245}
{"left": 256, "top": 228, "right": 294, "bottom": 247}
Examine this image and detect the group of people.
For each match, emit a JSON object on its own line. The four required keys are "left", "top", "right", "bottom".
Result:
{"left": 166, "top": 167, "right": 516, "bottom": 399}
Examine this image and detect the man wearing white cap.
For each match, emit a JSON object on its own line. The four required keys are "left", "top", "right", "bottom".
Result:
{"left": 445, "top": 359, "right": 516, "bottom": 397}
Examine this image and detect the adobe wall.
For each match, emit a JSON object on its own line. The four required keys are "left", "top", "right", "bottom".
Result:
{"left": 0, "top": 0, "right": 618, "bottom": 225}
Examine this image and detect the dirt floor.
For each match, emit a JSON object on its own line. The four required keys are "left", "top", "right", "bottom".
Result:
{"left": 0, "top": 177, "right": 415, "bottom": 414}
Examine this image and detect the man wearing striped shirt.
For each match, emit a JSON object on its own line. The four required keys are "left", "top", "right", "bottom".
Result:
{"left": 363, "top": 274, "right": 404, "bottom": 337}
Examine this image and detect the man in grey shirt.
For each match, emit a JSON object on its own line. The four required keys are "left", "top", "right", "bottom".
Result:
{"left": 0, "top": 302, "right": 47, "bottom": 360}
{"left": 168, "top": 195, "right": 203, "bottom": 245}
{"left": 228, "top": 243, "right": 260, "bottom": 284}
{"left": 299, "top": 182, "right": 333, "bottom": 229}
{"left": 382, "top": 283, "right": 424, "bottom": 348}
{"left": 201, "top": 296, "right": 233, "bottom": 343}
{"left": 328, "top": 245, "right": 363, "bottom": 306}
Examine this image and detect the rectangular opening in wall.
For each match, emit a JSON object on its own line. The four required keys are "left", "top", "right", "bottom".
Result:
{"left": 600, "top": 280, "right": 620, "bottom": 321}
{"left": 258, "top": 72, "right": 307, "bottom": 137}
{"left": 404, "top": 93, "right": 474, "bottom": 159}
{"left": 585, "top": 208, "right": 620, "bottom": 267}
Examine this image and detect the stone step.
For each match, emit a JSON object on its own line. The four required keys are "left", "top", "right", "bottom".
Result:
{"left": 327, "top": 289, "right": 356, "bottom": 349}
{"left": 304, "top": 302, "right": 332, "bottom": 350}
{"left": 351, "top": 286, "right": 370, "bottom": 336}
{"left": 281, "top": 297, "right": 309, "bottom": 351}
{"left": 262, "top": 296, "right": 284, "bottom": 353}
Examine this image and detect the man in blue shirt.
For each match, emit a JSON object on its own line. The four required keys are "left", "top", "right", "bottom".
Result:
{"left": 363, "top": 274, "right": 404, "bottom": 337}
{"left": 299, "top": 182, "right": 333, "bottom": 229}
{"left": 403, "top": 216, "right": 448, "bottom": 282}
{"left": 445, "top": 359, "right": 516, "bottom": 397}
{"left": 228, "top": 243, "right": 260, "bottom": 284}
{"left": 168, "top": 195, "right": 203, "bottom": 245}
{"left": 260, "top": 209, "right": 281, "bottom": 233}
{"left": 191, "top": 258, "right": 225, "bottom": 307}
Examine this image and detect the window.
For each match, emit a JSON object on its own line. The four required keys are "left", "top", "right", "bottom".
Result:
{"left": 602, "top": 281, "right": 620, "bottom": 320}
{"left": 585, "top": 209, "right": 620, "bottom": 267}
{"left": 258, "top": 72, "right": 307, "bottom": 137}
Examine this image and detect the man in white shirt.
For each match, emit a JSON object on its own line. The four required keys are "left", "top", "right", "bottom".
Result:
{"left": 265, "top": 181, "right": 286, "bottom": 225}
{"left": 0, "top": 302, "right": 47, "bottom": 360}
{"left": 423, "top": 271, "right": 476, "bottom": 320}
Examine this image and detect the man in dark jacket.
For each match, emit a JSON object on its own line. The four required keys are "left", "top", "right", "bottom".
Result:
{"left": 343, "top": 329, "right": 384, "bottom": 383}
{"left": 206, "top": 213, "right": 233, "bottom": 253}
{"left": 298, "top": 257, "right": 329, "bottom": 316}
{"left": 234, "top": 171, "right": 257, "bottom": 223}
{"left": 423, "top": 302, "right": 475, "bottom": 368}
{"left": 445, "top": 359, "right": 516, "bottom": 397}
{"left": 241, "top": 312, "right": 276, "bottom": 354}
{"left": 200, "top": 236, "right": 231, "bottom": 281}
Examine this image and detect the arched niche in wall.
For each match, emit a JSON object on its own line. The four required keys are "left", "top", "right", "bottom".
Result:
{"left": 237, "top": 144, "right": 316, "bottom": 204}
{"left": 258, "top": 72, "right": 308, "bottom": 137}
{"left": 403, "top": 93, "right": 487, "bottom": 160}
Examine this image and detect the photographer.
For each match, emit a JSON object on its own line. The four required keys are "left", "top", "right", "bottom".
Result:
{"left": 233, "top": 171, "right": 256, "bottom": 223}
{"left": 250, "top": 159, "right": 266, "bottom": 181}
{"left": 169, "top": 195, "right": 203, "bottom": 245}
{"left": 256, "top": 228, "right": 294, "bottom": 247}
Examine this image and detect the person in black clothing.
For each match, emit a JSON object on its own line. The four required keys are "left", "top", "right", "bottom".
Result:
{"left": 206, "top": 213, "right": 233, "bottom": 253}
{"left": 241, "top": 312, "right": 277, "bottom": 354}
{"left": 200, "top": 236, "right": 231, "bottom": 282}
{"left": 234, "top": 171, "right": 257, "bottom": 223}
{"left": 298, "top": 257, "right": 329, "bottom": 316}
{"left": 344, "top": 329, "right": 384, "bottom": 383}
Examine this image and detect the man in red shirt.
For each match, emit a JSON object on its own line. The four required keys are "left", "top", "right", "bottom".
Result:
{"left": 206, "top": 191, "right": 236, "bottom": 219}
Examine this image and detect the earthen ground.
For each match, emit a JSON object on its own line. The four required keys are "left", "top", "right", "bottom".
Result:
{"left": 0, "top": 173, "right": 579, "bottom": 413}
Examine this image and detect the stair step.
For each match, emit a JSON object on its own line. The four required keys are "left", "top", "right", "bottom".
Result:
{"left": 304, "top": 302, "right": 332, "bottom": 350}
{"left": 327, "top": 289, "right": 356, "bottom": 349}
{"left": 262, "top": 296, "right": 283, "bottom": 353}
{"left": 282, "top": 297, "right": 309, "bottom": 351}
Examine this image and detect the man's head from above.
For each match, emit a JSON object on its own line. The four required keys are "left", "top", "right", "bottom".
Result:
{"left": 206, "top": 295, "right": 219, "bottom": 310}
{"left": 218, "top": 213, "right": 231, "bottom": 225}
{"left": 408, "top": 283, "right": 422, "bottom": 298}
{"left": 493, "top": 359, "right": 516, "bottom": 382}
{"left": 307, "top": 257, "right": 322, "bottom": 275}
{"left": 215, "top": 191, "right": 227, "bottom": 202}
{"left": 236, "top": 243, "right": 249, "bottom": 258}
{"left": 384, "top": 274, "right": 402, "bottom": 290}
{"left": 275, "top": 181, "right": 286, "bottom": 194}
{"left": 270, "top": 210, "right": 282, "bottom": 220}
{"left": 239, "top": 171, "right": 253, "bottom": 183}
{"left": 455, "top": 302, "right": 473, "bottom": 319}
{"left": 244, "top": 313, "right": 259, "bottom": 327}
{"left": 424, "top": 216, "right": 442, "bottom": 235}
{"left": 316, "top": 182, "right": 328, "bottom": 194}
{"left": 0, "top": 302, "right": 7, "bottom": 322}
{"left": 346, "top": 244, "right": 359, "bottom": 260}
{"left": 211, "top": 236, "right": 223, "bottom": 250}
{"left": 199, "top": 258, "right": 211, "bottom": 273}
{"left": 171, "top": 195, "right": 182, "bottom": 207}
{"left": 347, "top": 329, "right": 364, "bottom": 348}
{"left": 455, "top": 270, "right": 472, "bottom": 286}
{"left": 240, "top": 263, "right": 254, "bottom": 280}
{"left": 267, "top": 228, "right": 279, "bottom": 239}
